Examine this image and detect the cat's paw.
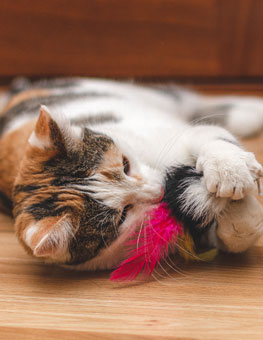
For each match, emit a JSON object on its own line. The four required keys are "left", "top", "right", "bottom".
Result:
{"left": 216, "top": 195, "right": 263, "bottom": 252}
{"left": 197, "top": 143, "right": 263, "bottom": 200}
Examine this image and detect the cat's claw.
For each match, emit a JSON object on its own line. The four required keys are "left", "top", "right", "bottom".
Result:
{"left": 197, "top": 145, "right": 263, "bottom": 200}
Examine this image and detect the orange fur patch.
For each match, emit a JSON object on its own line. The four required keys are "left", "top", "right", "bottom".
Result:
{"left": 0, "top": 120, "right": 36, "bottom": 199}
{"left": 35, "top": 106, "right": 52, "bottom": 140}
{"left": 1, "top": 89, "right": 51, "bottom": 115}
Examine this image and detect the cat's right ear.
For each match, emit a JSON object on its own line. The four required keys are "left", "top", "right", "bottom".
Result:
{"left": 28, "top": 105, "right": 81, "bottom": 152}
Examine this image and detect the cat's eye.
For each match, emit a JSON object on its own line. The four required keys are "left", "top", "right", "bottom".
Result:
{"left": 118, "top": 204, "right": 133, "bottom": 226}
{"left": 123, "top": 156, "right": 130, "bottom": 175}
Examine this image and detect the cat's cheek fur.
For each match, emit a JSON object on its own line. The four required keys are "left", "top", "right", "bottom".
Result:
{"left": 65, "top": 204, "right": 150, "bottom": 271}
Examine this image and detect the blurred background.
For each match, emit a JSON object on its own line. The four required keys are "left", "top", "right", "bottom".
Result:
{"left": 0, "top": 0, "right": 263, "bottom": 94}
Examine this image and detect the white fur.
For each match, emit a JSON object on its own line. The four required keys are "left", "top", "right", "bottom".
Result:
{"left": 25, "top": 225, "right": 39, "bottom": 247}
{"left": 28, "top": 131, "right": 51, "bottom": 149}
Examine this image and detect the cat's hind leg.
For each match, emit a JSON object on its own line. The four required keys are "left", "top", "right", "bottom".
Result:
{"left": 216, "top": 194, "right": 263, "bottom": 252}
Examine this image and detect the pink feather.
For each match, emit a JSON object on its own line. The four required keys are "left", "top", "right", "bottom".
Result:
{"left": 110, "top": 202, "right": 183, "bottom": 282}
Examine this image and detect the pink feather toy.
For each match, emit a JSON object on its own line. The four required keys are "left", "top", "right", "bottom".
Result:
{"left": 110, "top": 202, "right": 183, "bottom": 282}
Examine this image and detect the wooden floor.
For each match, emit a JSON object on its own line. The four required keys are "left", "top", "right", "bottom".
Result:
{"left": 1, "top": 83, "right": 263, "bottom": 340}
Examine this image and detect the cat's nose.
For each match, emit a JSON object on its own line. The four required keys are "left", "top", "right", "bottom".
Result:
{"left": 136, "top": 184, "right": 164, "bottom": 205}
{"left": 153, "top": 187, "right": 164, "bottom": 203}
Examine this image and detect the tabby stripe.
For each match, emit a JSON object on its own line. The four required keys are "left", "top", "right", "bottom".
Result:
{"left": 13, "top": 184, "right": 44, "bottom": 196}
{"left": 217, "top": 137, "right": 241, "bottom": 147}
{"left": 26, "top": 194, "right": 74, "bottom": 221}
{"left": 10, "top": 78, "right": 81, "bottom": 94}
{"left": 71, "top": 113, "right": 119, "bottom": 126}
{"left": 191, "top": 104, "right": 233, "bottom": 125}
{"left": 0, "top": 91, "right": 115, "bottom": 136}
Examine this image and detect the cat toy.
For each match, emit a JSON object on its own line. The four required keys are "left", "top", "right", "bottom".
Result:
{"left": 110, "top": 202, "right": 184, "bottom": 281}
{"left": 110, "top": 166, "right": 217, "bottom": 282}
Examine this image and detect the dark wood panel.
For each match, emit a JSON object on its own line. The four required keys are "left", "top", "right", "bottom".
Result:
{"left": 0, "top": 0, "right": 219, "bottom": 77}
{"left": 218, "top": 0, "right": 263, "bottom": 76}
{"left": 0, "top": 0, "right": 262, "bottom": 77}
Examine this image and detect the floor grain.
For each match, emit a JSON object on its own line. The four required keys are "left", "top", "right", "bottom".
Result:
{"left": 0, "top": 84, "right": 263, "bottom": 339}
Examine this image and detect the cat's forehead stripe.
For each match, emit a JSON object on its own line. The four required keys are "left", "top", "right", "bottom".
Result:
{"left": 43, "top": 130, "right": 114, "bottom": 187}
{"left": 71, "top": 113, "right": 119, "bottom": 127}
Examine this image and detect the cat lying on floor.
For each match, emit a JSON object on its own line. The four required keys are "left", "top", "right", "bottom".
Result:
{"left": 0, "top": 78, "right": 262, "bottom": 270}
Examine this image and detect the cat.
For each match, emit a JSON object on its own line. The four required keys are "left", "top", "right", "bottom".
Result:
{"left": 0, "top": 78, "right": 263, "bottom": 270}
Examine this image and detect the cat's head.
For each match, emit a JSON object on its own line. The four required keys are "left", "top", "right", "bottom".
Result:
{"left": 13, "top": 106, "right": 163, "bottom": 268}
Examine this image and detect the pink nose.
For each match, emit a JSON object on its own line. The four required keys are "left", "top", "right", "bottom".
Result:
{"left": 155, "top": 187, "right": 164, "bottom": 203}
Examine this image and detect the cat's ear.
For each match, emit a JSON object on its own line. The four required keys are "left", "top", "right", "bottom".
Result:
{"left": 24, "top": 215, "right": 74, "bottom": 259}
{"left": 28, "top": 105, "right": 81, "bottom": 151}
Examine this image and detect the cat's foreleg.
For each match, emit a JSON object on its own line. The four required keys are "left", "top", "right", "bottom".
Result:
{"left": 186, "top": 125, "right": 263, "bottom": 200}
{"left": 180, "top": 125, "right": 263, "bottom": 252}
{"left": 165, "top": 166, "right": 263, "bottom": 253}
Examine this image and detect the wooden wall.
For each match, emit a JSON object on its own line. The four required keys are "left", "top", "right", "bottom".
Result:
{"left": 0, "top": 0, "right": 263, "bottom": 78}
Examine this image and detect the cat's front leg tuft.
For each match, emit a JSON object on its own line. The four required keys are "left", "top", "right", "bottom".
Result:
{"left": 196, "top": 140, "right": 263, "bottom": 200}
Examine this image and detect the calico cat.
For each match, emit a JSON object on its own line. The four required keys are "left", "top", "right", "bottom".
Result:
{"left": 0, "top": 78, "right": 263, "bottom": 270}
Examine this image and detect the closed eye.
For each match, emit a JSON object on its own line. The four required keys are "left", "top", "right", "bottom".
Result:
{"left": 118, "top": 204, "right": 132, "bottom": 226}
{"left": 123, "top": 156, "right": 130, "bottom": 175}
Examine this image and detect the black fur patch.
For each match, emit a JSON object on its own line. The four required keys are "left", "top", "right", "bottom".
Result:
{"left": 26, "top": 193, "right": 74, "bottom": 220}
{"left": 163, "top": 165, "right": 214, "bottom": 248}
{"left": 0, "top": 190, "right": 13, "bottom": 213}
{"left": 13, "top": 184, "right": 43, "bottom": 195}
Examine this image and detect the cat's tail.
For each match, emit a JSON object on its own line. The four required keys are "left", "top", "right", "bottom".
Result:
{"left": 164, "top": 165, "right": 263, "bottom": 253}
{"left": 160, "top": 85, "right": 263, "bottom": 138}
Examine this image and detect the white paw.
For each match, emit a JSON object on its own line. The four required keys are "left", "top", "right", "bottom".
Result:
{"left": 197, "top": 143, "right": 263, "bottom": 200}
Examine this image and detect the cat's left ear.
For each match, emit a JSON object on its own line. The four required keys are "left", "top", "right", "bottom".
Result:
{"left": 22, "top": 215, "right": 74, "bottom": 259}
{"left": 28, "top": 105, "right": 81, "bottom": 151}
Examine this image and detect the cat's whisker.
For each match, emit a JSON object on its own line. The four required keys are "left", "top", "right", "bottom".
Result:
{"left": 136, "top": 220, "right": 145, "bottom": 252}
{"left": 157, "top": 261, "right": 181, "bottom": 281}
{"left": 151, "top": 270, "right": 169, "bottom": 285}
{"left": 166, "top": 254, "right": 189, "bottom": 274}
{"left": 151, "top": 269, "right": 172, "bottom": 286}
{"left": 99, "top": 222, "right": 110, "bottom": 250}
{"left": 162, "top": 256, "right": 188, "bottom": 277}
{"left": 175, "top": 243, "right": 204, "bottom": 261}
